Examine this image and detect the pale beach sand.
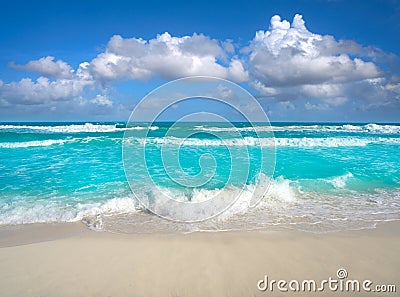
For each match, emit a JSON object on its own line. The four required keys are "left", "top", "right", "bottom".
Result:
{"left": 0, "top": 222, "right": 399, "bottom": 297}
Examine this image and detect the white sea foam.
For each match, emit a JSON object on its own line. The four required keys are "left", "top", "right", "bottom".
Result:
{"left": 274, "top": 137, "right": 372, "bottom": 147}
{"left": 194, "top": 123, "right": 400, "bottom": 134}
{"left": 341, "top": 124, "right": 363, "bottom": 132}
{"left": 195, "top": 125, "right": 318, "bottom": 132}
{"left": 0, "top": 137, "right": 120, "bottom": 148}
{"left": 1, "top": 176, "right": 400, "bottom": 234}
{"left": 134, "top": 136, "right": 400, "bottom": 147}
{"left": 0, "top": 175, "right": 295, "bottom": 226}
{"left": 326, "top": 172, "right": 354, "bottom": 188}
{"left": 0, "top": 197, "right": 140, "bottom": 226}
{"left": 217, "top": 175, "right": 298, "bottom": 220}
{"left": 362, "top": 123, "right": 400, "bottom": 134}
{"left": 0, "top": 139, "right": 73, "bottom": 148}
{"left": 2, "top": 135, "right": 399, "bottom": 150}
{"left": 0, "top": 123, "right": 158, "bottom": 133}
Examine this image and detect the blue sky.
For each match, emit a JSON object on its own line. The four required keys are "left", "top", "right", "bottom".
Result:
{"left": 0, "top": 0, "right": 399, "bottom": 122}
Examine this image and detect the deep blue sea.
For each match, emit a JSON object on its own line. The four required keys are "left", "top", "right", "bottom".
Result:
{"left": 0, "top": 122, "right": 399, "bottom": 233}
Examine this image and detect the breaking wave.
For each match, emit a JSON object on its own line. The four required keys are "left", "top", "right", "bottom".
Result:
{"left": 132, "top": 136, "right": 400, "bottom": 147}
{"left": 2, "top": 135, "right": 400, "bottom": 149}
{"left": 0, "top": 139, "right": 73, "bottom": 148}
{"left": 1, "top": 174, "right": 399, "bottom": 234}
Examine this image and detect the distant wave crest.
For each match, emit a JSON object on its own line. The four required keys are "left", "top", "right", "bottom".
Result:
{"left": 0, "top": 123, "right": 159, "bottom": 133}
{"left": 195, "top": 123, "right": 400, "bottom": 134}
{"left": 2, "top": 135, "right": 400, "bottom": 149}
{"left": 130, "top": 136, "right": 400, "bottom": 147}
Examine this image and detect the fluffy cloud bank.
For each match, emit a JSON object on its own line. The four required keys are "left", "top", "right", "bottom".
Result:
{"left": 246, "top": 14, "right": 400, "bottom": 111}
{"left": 0, "top": 61, "right": 94, "bottom": 106}
{"left": 89, "top": 33, "right": 248, "bottom": 82}
{"left": 1, "top": 14, "right": 399, "bottom": 118}
{"left": 249, "top": 15, "right": 382, "bottom": 88}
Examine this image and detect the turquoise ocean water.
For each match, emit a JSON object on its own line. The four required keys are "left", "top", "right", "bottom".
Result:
{"left": 0, "top": 122, "right": 399, "bottom": 233}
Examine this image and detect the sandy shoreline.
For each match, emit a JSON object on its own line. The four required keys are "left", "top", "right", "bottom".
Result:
{"left": 0, "top": 221, "right": 399, "bottom": 297}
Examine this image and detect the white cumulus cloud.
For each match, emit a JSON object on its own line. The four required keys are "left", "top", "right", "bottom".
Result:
{"left": 10, "top": 56, "right": 74, "bottom": 79}
{"left": 0, "top": 61, "right": 95, "bottom": 106}
{"left": 90, "top": 94, "right": 113, "bottom": 107}
{"left": 248, "top": 14, "right": 382, "bottom": 89}
{"left": 89, "top": 33, "right": 248, "bottom": 82}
